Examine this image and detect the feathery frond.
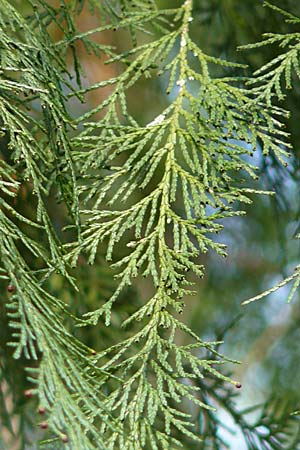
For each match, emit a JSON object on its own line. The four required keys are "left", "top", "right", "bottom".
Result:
{"left": 0, "top": 0, "right": 296, "bottom": 449}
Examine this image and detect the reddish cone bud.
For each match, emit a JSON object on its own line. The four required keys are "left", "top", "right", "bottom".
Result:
{"left": 7, "top": 284, "right": 15, "bottom": 293}
{"left": 235, "top": 382, "right": 242, "bottom": 389}
{"left": 40, "top": 421, "right": 48, "bottom": 429}
{"left": 61, "top": 434, "right": 69, "bottom": 443}
{"left": 38, "top": 406, "right": 46, "bottom": 415}
{"left": 24, "top": 389, "right": 33, "bottom": 398}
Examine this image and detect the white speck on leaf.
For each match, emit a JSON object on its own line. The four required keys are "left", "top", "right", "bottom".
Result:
{"left": 181, "top": 35, "right": 187, "bottom": 48}
{"left": 177, "top": 79, "right": 186, "bottom": 87}
{"left": 146, "top": 113, "right": 166, "bottom": 128}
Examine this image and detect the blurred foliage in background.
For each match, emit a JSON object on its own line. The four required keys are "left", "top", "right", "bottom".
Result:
{"left": 1, "top": 1, "right": 300, "bottom": 449}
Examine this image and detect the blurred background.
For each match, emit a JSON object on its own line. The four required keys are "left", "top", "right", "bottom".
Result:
{"left": 1, "top": 0, "right": 300, "bottom": 448}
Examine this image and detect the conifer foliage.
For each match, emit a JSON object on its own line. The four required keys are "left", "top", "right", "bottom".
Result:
{"left": 0, "top": 1, "right": 298, "bottom": 449}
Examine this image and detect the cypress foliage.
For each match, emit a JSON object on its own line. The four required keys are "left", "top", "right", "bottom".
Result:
{"left": 0, "top": 1, "right": 299, "bottom": 449}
